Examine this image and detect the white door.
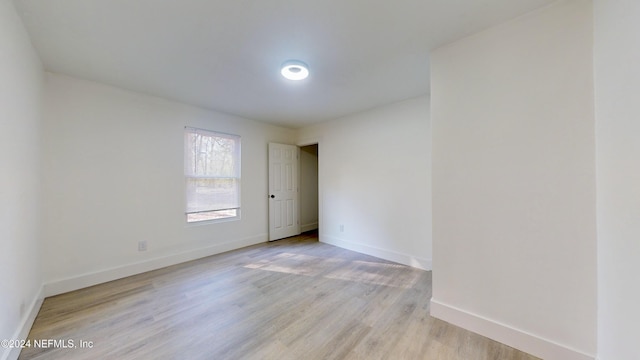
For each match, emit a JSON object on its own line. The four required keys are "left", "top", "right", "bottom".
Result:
{"left": 268, "top": 143, "right": 300, "bottom": 241}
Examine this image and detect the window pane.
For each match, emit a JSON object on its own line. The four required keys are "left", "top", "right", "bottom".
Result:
{"left": 185, "top": 131, "right": 240, "bottom": 177}
{"left": 186, "top": 178, "right": 239, "bottom": 213}
{"left": 187, "top": 209, "right": 237, "bottom": 223}
{"left": 184, "top": 127, "right": 241, "bottom": 223}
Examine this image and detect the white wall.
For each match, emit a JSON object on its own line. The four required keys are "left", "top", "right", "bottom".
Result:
{"left": 594, "top": 1, "right": 640, "bottom": 359}
{"left": 299, "top": 144, "right": 318, "bottom": 232}
{"left": 41, "top": 73, "right": 295, "bottom": 295}
{"left": 0, "top": 1, "right": 44, "bottom": 359}
{"left": 430, "top": 2, "right": 596, "bottom": 360}
{"left": 297, "top": 96, "right": 432, "bottom": 270}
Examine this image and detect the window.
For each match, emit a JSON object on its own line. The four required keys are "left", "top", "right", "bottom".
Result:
{"left": 184, "top": 127, "right": 241, "bottom": 223}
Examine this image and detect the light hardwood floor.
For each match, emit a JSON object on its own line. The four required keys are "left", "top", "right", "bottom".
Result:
{"left": 20, "top": 232, "right": 539, "bottom": 360}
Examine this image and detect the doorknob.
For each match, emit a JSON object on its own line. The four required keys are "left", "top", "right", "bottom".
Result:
{"left": 270, "top": 195, "right": 275, "bottom": 198}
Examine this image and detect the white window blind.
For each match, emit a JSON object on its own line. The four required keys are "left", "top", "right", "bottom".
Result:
{"left": 184, "top": 127, "right": 241, "bottom": 222}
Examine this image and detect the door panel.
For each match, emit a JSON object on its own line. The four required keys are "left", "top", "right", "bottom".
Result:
{"left": 269, "top": 143, "right": 300, "bottom": 241}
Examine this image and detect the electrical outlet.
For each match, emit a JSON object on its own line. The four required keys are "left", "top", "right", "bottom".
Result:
{"left": 138, "top": 240, "right": 147, "bottom": 252}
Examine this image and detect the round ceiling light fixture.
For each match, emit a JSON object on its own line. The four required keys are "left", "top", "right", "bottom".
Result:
{"left": 281, "top": 60, "right": 309, "bottom": 81}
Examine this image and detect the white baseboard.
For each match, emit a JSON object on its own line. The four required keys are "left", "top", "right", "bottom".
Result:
{"left": 321, "top": 234, "right": 432, "bottom": 270}
{"left": 2, "top": 286, "right": 44, "bottom": 360}
{"left": 301, "top": 222, "right": 319, "bottom": 233}
{"left": 44, "top": 234, "right": 267, "bottom": 297}
{"left": 430, "top": 298, "right": 595, "bottom": 360}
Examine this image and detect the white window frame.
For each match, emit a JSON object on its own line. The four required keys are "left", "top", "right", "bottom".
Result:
{"left": 184, "top": 127, "right": 241, "bottom": 223}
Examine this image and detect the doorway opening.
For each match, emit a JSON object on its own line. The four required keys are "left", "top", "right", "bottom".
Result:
{"left": 299, "top": 144, "right": 319, "bottom": 234}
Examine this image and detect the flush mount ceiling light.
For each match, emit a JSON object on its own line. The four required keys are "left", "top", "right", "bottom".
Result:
{"left": 280, "top": 60, "right": 309, "bottom": 81}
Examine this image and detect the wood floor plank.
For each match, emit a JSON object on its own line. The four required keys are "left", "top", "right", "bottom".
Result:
{"left": 19, "top": 231, "right": 539, "bottom": 360}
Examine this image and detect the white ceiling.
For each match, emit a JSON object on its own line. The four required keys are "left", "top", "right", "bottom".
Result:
{"left": 14, "top": 0, "right": 555, "bottom": 128}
